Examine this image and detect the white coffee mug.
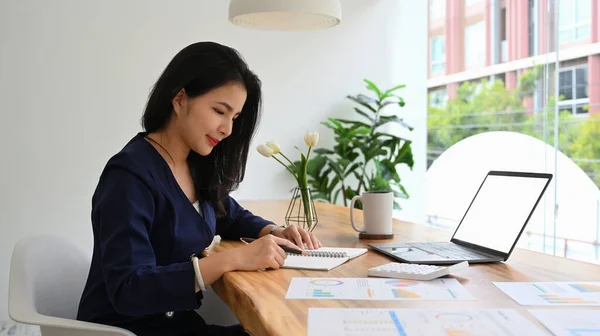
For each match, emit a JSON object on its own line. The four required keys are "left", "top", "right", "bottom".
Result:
{"left": 350, "top": 191, "right": 393, "bottom": 235}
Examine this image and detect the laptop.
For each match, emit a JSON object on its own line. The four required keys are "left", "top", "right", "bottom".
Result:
{"left": 368, "top": 171, "right": 553, "bottom": 265}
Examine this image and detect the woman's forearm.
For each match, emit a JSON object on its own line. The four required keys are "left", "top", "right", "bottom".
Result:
{"left": 196, "top": 248, "right": 239, "bottom": 289}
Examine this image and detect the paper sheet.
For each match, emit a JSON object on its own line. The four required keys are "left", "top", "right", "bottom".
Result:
{"left": 493, "top": 282, "right": 600, "bottom": 306}
{"left": 307, "top": 308, "right": 547, "bottom": 336}
{"left": 286, "top": 277, "right": 474, "bottom": 300}
{"left": 529, "top": 309, "right": 600, "bottom": 336}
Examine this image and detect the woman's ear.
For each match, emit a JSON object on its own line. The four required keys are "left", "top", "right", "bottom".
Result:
{"left": 172, "top": 89, "right": 187, "bottom": 116}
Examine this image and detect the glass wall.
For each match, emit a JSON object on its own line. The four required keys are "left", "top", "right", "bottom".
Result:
{"left": 426, "top": 0, "right": 600, "bottom": 264}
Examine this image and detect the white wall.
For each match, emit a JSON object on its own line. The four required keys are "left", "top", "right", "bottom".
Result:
{"left": 0, "top": 0, "right": 427, "bottom": 321}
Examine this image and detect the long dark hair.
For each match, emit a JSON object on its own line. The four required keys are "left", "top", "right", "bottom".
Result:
{"left": 142, "top": 41, "right": 262, "bottom": 216}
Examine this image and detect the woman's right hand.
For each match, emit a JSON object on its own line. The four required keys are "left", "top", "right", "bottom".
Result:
{"left": 232, "top": 235, "right": 302, "bottom": 271}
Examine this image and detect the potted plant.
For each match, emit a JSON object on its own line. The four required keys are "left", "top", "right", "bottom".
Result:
{"left": 305, "top": 79, "right": 414, "bottom": 210}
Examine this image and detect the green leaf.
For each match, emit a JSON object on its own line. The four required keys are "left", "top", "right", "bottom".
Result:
{"left": 347, "top": 95, "right": 377, "bottom": 113}
{"left": 374, "top": 115, "right": 413, "bottom": 131}
{"left": 364, "top": 79, "right": 382, "bottom": 99}
{"left": 345, "top": 189, "right": 359, "bottom": 203}
{"left": 306, "top": 155, "right": 327, "bottom": 177}
{"left": 288, "top": 160, "right": 302, "bottom": 174}
{"left": 373, "top": 132, "right": 409, "bottom": 142}
{"left": 329, "top": 160, "right": 345, "bottom": 179}
{"left": 333, "top": 188, "right": 342, "bottom": 204}
{"left": 378, "top": 159, "right": 400, "bottom": 182}
{"left": 393, "top": 201, "right": 402, "bottom": 210}
{"left": 311, "top": 168, "right": 332, "bottom": 193}
{"left": 380, "top": 100, "right": 397, "bottom": 108}
{"left": 321, "top": 121, "right": 337, "bottom": 131}
{"left": 359, "top": 140, "right": 384, "bottom": 162}
{"left": 394, "top": 141, "right": 414, "bottom": 169}
{"left": 335, "top": 118, "right": 370, "bottom": 128}
{"left": 380, "top": 140, "right": 396, "bottom": 161}
{"left": 356, "top": 94, "right": 378, "bottom": 105}
{"left": 327, "top": 176, "right": 340, "bottom": 194}
{"left": 397, "top": 96, "right": 406, "bottom": 107}
{"left": 337, "top": 158, "right": 351, "bottom": 170}
{"left": 313, "top": 148, "right": 334, "bottom": 155}
{"left": 368, "top": 174, "right": 392, "bottom": 193}
{"left": 344, "top": 162, "right": 362, "bottom": 176}
{"left": 353, "top": 108, "right": 375, "bottom": 123}
{"left": 328, "top": 118, "right": 344, "bottom": 130}
{"left": 347, "top": 126, "right": 371, "bottom": 138}
{"left": 380, "top": 96, "right": 406, "bottom": 108}
{"left": 384, "top": 84, "right": 406, "bottom": 96}
{"left": 392, "top": 182, "right": 410, "bottom": 199}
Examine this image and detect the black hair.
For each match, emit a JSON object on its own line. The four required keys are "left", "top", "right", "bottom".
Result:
{"left": 142, "top": 41, "right": 262, "bottom": 216}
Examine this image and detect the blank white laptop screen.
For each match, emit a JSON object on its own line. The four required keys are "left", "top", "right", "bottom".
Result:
{"left": 452, "top": 174, "right": 549, "bottom": 253}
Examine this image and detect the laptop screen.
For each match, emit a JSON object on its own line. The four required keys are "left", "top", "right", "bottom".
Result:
{"left": 452, "top": 173, "right": 551, "bottom": 254}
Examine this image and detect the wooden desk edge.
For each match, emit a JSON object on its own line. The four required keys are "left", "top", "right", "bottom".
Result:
{"left": 211, "top": 273, "right": 277, "bottom": 336}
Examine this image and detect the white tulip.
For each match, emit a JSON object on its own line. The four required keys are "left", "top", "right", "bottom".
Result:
{"left": 266, "top": 141, "right": 281, "bottom": 154}
{"left": 257, "top": 144, "right": 274, "bottom": 158}
{"left": 304, "top": 131, "right": 319, "bottom": 148}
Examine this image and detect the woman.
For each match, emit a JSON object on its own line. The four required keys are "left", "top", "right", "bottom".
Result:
{"left": 77, "top": 41, "right": 321, "bottom": 335}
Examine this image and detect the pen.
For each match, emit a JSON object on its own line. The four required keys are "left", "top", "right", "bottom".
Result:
{"left": 240, "top": 237, "right": 307, "bottom": 255}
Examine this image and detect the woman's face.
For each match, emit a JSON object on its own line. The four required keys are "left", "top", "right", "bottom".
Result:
{"left": 173, "top": 82, "right": 247, "bottom": 156}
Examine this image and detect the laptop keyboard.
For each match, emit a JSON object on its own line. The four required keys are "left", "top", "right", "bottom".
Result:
{"left": 408, "top": 242, "right": 490, "bottom": 260}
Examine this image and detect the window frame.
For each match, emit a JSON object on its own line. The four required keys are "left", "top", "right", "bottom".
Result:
{"left": 430, "top": 36, "right": 446, "bottom": 74}
{"left": 557, "top": 64, "right": 589, "bottom": 116}
{"left": 429, "top": 87, "right": 449, "bottom": 108}
{"left": 464, "top": 21, "right": 486, "bottom": 69}
{"left": 558, "top": 0, "right": 591, "bottom": 43}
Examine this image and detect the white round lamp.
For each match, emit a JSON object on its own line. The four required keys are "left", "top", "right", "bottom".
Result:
{"left": 229, "top": 0, "right": 342, "bottom": 31}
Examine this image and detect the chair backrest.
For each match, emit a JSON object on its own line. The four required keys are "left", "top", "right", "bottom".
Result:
{"left": 9, "top": 234, "right": 91, "bottom": 320}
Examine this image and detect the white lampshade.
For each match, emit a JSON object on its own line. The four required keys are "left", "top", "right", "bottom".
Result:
{"left": 229, "top": 0, "right": 342, "bottom": 31}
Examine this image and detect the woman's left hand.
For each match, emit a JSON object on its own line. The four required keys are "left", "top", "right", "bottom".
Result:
{"left": 273, "top": 225, "right": 322, "bottom": 250}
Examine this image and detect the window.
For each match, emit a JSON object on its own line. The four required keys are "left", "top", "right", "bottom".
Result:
{"left": 558, "top": 65, "right": 589, "bottom": 115}
{"left": 559, "top": 0, "right": 591, "bottom": 43}
{"left": 431, "top": 36, "right": 446, "bottom": 74}
{"left": 465, "top": 21, "right": 485, "bottom": 69}
{"left": 429, "top": 0, "right": 445, "bottom": 20}
{"left": 429, "top": 88, "right": 448, "bottom": 108}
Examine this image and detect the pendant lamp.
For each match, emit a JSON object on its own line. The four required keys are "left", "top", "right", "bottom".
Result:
{"left": 229, "top": 0, "right": 342, "bottom": 31}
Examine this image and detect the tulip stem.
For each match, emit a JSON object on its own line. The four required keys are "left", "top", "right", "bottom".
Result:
{"left": 279, "top": 152, "right": 297, "bottom": 170}
{"left": 272, "top": 156, "right": 300, "bottom": 183}
{"left": 299, "top": 187, "right": 314, "bottom": 230}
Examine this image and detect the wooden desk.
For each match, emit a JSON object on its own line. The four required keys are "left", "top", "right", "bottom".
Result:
{"left": 210, "top": 200, "right": 600, "bottom": 336}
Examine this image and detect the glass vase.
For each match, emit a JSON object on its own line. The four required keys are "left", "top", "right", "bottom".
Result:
{"left": 285, "top": 187, "right": 318, "bottom": 232}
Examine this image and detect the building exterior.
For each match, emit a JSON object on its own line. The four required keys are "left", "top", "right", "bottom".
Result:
{"left": 428, "top": 0, "right": 600, "bottom": 116}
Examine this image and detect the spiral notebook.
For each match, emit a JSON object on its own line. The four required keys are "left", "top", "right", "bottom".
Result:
{"left": 282, "top": 247, "right": 368, "bottom": 271}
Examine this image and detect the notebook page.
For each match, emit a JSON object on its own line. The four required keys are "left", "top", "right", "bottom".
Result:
{"left": 282, "top": 255, "right": 350, "bottom": 271}
{"left": 314, "top": 247, "right": 368, "bottom": 259}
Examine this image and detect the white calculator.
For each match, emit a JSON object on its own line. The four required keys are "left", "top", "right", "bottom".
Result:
{"left": 367, "top": 261, "right": 469, "bottom": 281}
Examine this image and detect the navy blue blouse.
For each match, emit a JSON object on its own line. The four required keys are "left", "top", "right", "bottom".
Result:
{"left": 77, "top": 133, "right": 273, "bottom": 326}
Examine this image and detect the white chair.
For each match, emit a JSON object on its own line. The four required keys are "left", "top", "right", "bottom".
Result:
{"left": 8, "top": 234, "right": 136, "bottom": 336}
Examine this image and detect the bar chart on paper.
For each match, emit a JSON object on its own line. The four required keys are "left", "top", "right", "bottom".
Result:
{"left": 307, "top": 308, "right": 547, "bottom": 336}
{"left": 285, "top": 278, "right": 474, "bottom": 301}
{"left": 493, "top": 282, "right": 600, "bottom": 306}
{"left": 529, "top": 309, "right": 600, "bottom": 336}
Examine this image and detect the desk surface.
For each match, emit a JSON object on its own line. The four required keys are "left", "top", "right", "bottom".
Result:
{"left": 210, "top": 200, "right": 600, "bottom": 336}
